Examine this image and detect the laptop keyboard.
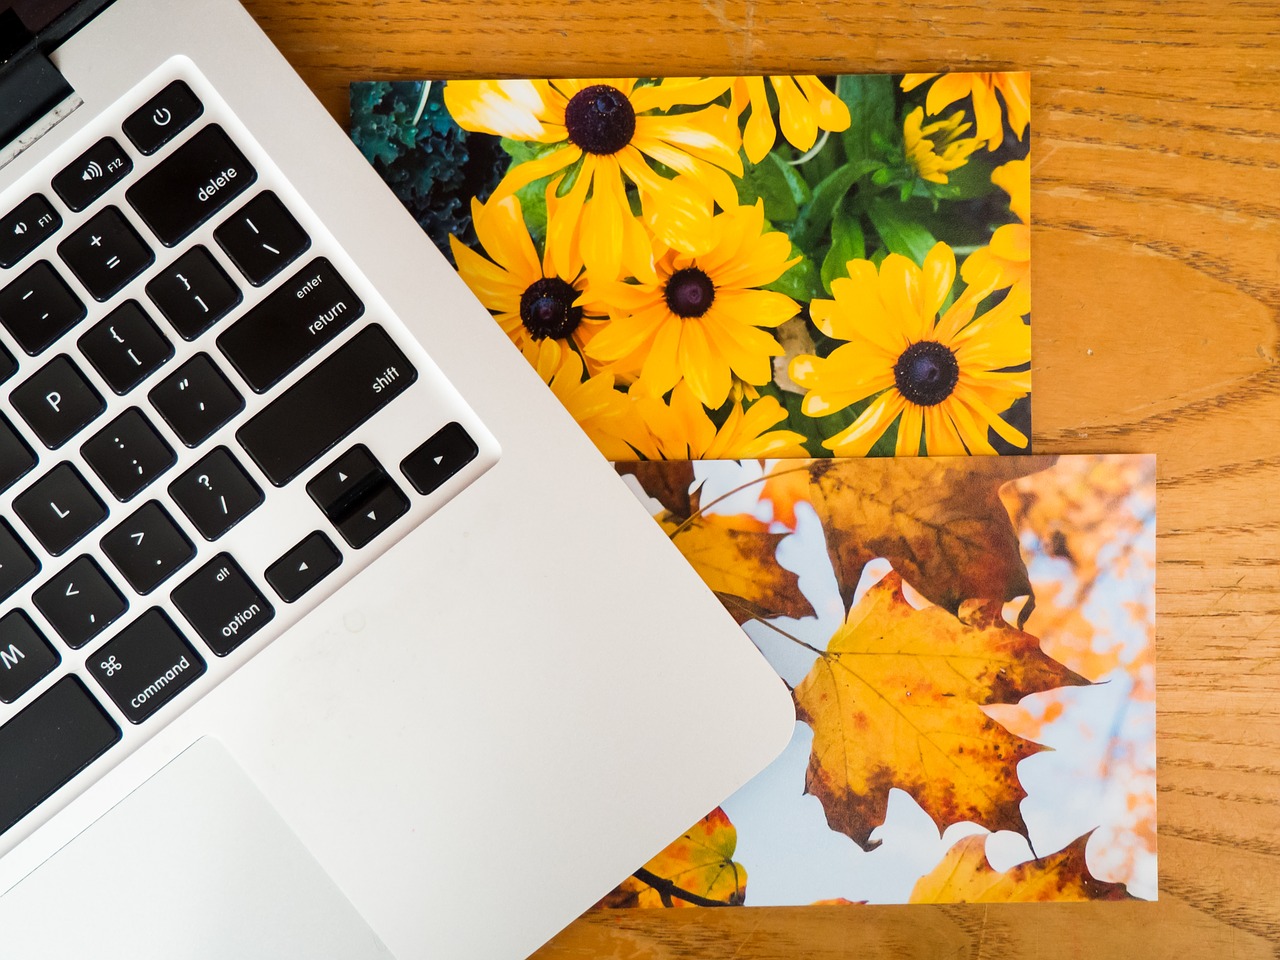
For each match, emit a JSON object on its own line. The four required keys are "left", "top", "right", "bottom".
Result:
{"left": 0, "top": 61, "right": 497, "bottom": 845}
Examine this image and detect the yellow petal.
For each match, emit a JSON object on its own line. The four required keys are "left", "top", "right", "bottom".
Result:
{"left": 824, "top": 391, "right": 907, "bottom": 456}
{"left": 878, "top": 253, "right": 930, "bottom": 342}
{"left": 921, "top": 242, "right": 957, "bottom": 321}
{"left": 489, "top": 145, "right": 582, "bottom": 204}
{"left": 545, "top": 154, "right": 595, "bottom": 280}
{"left": 473, "top": 194, "right": 541, "bottom": 284}
{"left": 742, "top": 76, "right": 777, "bottom": 163}
{"left": 772, "top": 75, "right": 818, "bottom": 152}
{"left": 443, "top": 79, "right": 552, "bottom": 139}
{"left": 895, "top": 403, "right": 924, "bottom": 456}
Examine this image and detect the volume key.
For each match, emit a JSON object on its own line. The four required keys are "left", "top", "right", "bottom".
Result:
{"left": 0, "top": 194, "right": 61, "bottom": 268}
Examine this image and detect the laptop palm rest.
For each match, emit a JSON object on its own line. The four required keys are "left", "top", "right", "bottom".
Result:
{"left": 0, "top": 737, "right": 394, "bottom": 960}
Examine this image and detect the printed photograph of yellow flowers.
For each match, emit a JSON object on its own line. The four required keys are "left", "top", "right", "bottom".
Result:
{"left": 350, "top": 72, "right": 1032, "bottom": 460}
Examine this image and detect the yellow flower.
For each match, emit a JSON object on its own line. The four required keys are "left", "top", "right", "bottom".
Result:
{"left": 626, "top": 381, "right": 808, "bottom": 459}
{"left": 653, "top": 76, "right": 851, "bottom": 164}
{"left": 961, "top": 158, "right": 1031, "bottom": 313}
{"left": 530, "top": 339, "right": 645, "bottom": 460}
{"left": 789, "top": 242, "right": 1030, "bottom": 456}
{"left": 587, "top": 201, "right": 800, "bottom": 409}
{"left": 903, "top": 107, "right": 982, "bottom": 184}
{"left": 443, "top": 78, "right": 742, "bottom": 281}
{"left": 900, "top": 72, "right": 1030, "bottom": 151}
{"left": 448, "top": 188, "right": 612, "bottom": 372}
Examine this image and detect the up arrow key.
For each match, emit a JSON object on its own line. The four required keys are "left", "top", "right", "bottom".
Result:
{"left": 297, "top": 561, "right": 309, "bottom": 572}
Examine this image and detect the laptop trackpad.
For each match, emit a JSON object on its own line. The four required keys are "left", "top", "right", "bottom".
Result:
{"left": 0, "top": 738, "right": 395, "bottom": 960}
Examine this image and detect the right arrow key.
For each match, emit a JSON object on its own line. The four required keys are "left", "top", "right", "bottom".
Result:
{"left": 400, "top": 422, "right": 478, "bottom": 497}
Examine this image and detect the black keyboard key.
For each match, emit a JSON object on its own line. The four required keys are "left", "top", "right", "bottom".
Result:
{"left": 0, "top": 413, "right": 37, "bottom": 494}
{"left": 77, "top": 300, "right": 174, "bottom": 394}
{"left": 149, "top": 353, "right": 243, "bottom": 447}
{"left": 81, "top": 407, "right": 176, "bottom": 502}
{"left": 122, "top": 80, "right": 204, "bottom": 156}
{"left": 57, "top": 206, "right": 154, "bottom": 302}
{"left": 10, "top": 354, "right": 104, "bottom": 448}
{"left": 146, "top": 245, "right": 241, "bottom": 340}
{"left": 217, "top": 258, "right": 362, "bottom": 393}
{"left": 0, "top": 194, "right": 61, "bottom": 268}
{"left": 168, "top": 446, "right": 263, "bottom": 540}
{"left": 51, "top": 137, "right": 133, "bottom": 212}
{"left": 214, "top": 191, "right": 311, "bottom": 286}
{"left": 265, "top": 531, "right": 341, "bottom": 603}
{"left": 0, "top": 260, "right": 86, "bottom": 355}
{"left": 100, "top": 500, "right": 195, "bottom": 595}
{"left": 401, "top": 422, "right": 478, "bottom": 496}
{"left": 0, "top": 519, "right": 39, "bottom": 602}
{"left": 0, "top": 611, "right": 59, "bottom": 704}
{"left": 126, "top": 125, "right": 256, "bottom": 247}
{"left": 237, "top": 325, "right": 417, "bottom": 486}
{"left": 0, "top": 341, "right": 14, "bottom": 385}
{"left": 14, "top": 463, "right": 107, "bottom": 557}
{"left": 0, "top": 676, "right": 120, "bottom": 836}
{"left": 172, "top": 553, "right": 274, "bottom": 656}
{"left": 335, "top": 481, "right": 408, "bottom": 549}
{"left": 307, "top": 446, "right": 408, "bottom": 549}
{"left": 88, "top": 608, "right": 205, "bottom": 723}
{"left": 33, "top": 555, "right": 127, "bottom": 648}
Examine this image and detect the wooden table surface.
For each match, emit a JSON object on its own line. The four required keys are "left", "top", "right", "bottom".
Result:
{"left": 240, "top": 0, "right": 1280, "bottom": 955}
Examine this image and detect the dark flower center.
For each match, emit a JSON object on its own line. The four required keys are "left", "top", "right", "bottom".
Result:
{"left": 893, "top": 340, "right": 960, "bottom": 406}
{"left": 564, "top": 84, "right": 636, "bottom": 156}
{"left": 519, "top": 277, "right": 583, "bottom": 340}
{"left": 664, "top": 267, "right": 716, "bottom": 318}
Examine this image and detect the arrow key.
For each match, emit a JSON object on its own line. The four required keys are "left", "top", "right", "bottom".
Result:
{"left": 33, "top": 555, "right": 127, "bottom": 649}
{"left": 265, "top": 531, "right": 341, "bottom": 603}
{"left": 333, "top": 480, "right": 409, "bottom": 549}
{"left": 401, "top": 422, "right": 478, "bottom": 496}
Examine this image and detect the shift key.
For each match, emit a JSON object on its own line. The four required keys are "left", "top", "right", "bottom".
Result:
{"left": 236, "top": 325, "right": 416, "bottom": 486}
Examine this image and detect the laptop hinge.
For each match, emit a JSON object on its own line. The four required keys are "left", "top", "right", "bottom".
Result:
{"left": 0, "top": 50, "right": 73, "bottom": 148}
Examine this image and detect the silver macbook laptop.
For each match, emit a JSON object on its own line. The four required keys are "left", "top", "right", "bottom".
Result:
{"left": 0, "top": 1, "right": 794, "bottom": 956}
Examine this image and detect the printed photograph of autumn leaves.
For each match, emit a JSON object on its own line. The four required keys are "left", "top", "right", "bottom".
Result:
{"left": 614, "top": 455, "right": 1156, "bottom": 905}
{"left": 348, "top": 73, "right": 1156, "bottom": 904}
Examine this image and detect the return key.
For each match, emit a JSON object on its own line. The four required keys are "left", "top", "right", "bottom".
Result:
{"left": 217, "top": 258, "right": 363, "bottom": 393}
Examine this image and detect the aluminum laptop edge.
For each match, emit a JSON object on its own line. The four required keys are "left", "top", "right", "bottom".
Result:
{"left": 0, "top": 0, "right": 795, "bottom": 957}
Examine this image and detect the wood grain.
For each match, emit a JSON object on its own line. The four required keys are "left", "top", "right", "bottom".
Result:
{"left": 238, "top": 0, "right": 1280, "bottom": 955}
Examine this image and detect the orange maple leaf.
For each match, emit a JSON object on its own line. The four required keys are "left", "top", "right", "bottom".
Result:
{"left": 658, "top": 512, "right": 814, "bottom": 624}
{"left": 909, "top": 832, "right": 1135, "bottom": 902}
{"left": 805, "top": 456, "right": 1058, "bottom": 619}
{"left": 595, "top": 808, "right": 746, "bottom": 908}
{"left": 793, "top": 572, "right": 1088, "bottom": 849}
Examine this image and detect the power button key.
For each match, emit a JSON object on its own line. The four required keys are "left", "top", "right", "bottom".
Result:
{"left": 122, "top": 80, "right": 204, "bottom": 156}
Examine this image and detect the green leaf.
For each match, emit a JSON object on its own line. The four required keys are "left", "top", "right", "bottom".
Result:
{"left": 839, "top": 74, "right": 897, "bottom": 165}
{"left": 821, "top": 214, "right": 866, "bottom": 295}
{"left": 791, "top": 158, "right": 882, "bottom": 251}
{"left": 735, "top": 152, "right": 796, "bottom": 221}
{"left": 928, "top": 157, "right": 998, "bottom": 201}
{"left": 764, "top": 253, "right": 821, "bottom": 302}
{"left": 867, "top": 196, "right": 937, "bottom": 265}
{"left": 555, "top": 154, "right": 586, "bottom": 197}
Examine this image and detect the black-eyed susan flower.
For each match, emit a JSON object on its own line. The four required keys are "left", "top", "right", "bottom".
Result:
{"left": 449, "top": 190, "right": 618, "bottom": 371}
{"left": 442, "top": 79, "right": 742, "bottom": 281}
{"left": 530, "top": 340, "right": 645, "bottom": 460}
{"left": 900, "top": 73, "right": 1030, "bottom": 151}
{"left": 903, "top": 107, "right": 982, "bottom": 185}
{"left": 961, "top": 158, "right": 1030, "bottom": 313}
{"left": 626, "top": 381, "right": 808, "bottom": 459}
{"left": 789, "top": 242, "right": 1030, "bottom": 457}
{"left": 587, "top": 200, "right": 800, "bottom": 409}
